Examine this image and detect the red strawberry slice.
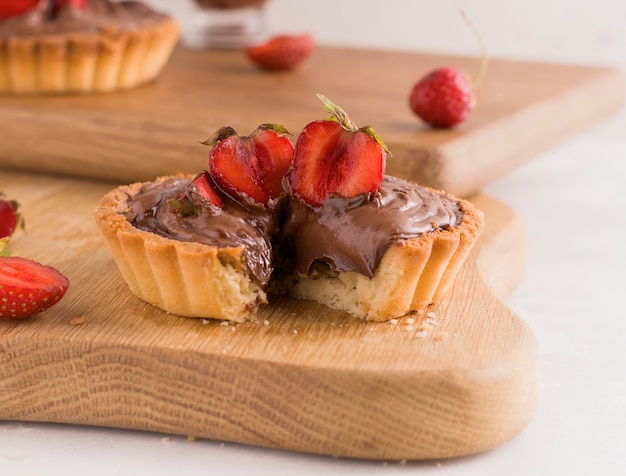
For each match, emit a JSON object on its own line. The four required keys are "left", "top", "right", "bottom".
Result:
{"left": 169, "top": 171, "right": 224, "bottom": 216}
{"left": 0, "top": 0, "right": 39, "bottom": 19}
{"left": 203, "top": 124, "right": 294, "bottom": 206}
{"left": 186, "top": 171, "right": 224, "bottom": 209}
{"left": 246, "top": 34, "right": 314, "bottom": 71}
{"left": 0, "top": 193, "right": 23, "bottom": 239}
{"left": 287, "top": 94, "right": 389, "bottom": 206}
{"left": 0, "top": 256, "right": 70, "bottom": 320}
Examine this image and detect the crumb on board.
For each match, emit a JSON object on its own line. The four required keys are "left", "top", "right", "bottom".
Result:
{"left": 219, "top": 321, "right": 230, "bottom": 327}
{"left": 434, "top": 331, "right": 450, "bottom": 341}
{"left": 187, "top": 435, "right": 197, "bottom": 442}
{"left": 69, "top": 316, "right": 88, "bottom": 326}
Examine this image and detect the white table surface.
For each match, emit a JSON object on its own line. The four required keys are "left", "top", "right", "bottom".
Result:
{"left": 2, "top": 1, "right": 626, "bottom": 474}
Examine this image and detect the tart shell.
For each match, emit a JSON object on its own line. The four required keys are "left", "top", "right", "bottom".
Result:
{"left": 0, "top": 16, "right": 179, "bottom": 95}
{"left": 289, "top": 192, "right": 484, "bottom": 321}
{"left": 94, "top": 175, "right": 266, "bottom": 322}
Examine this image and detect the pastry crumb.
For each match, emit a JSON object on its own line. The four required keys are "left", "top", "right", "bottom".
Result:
{"left": 69, "top": 316, "right": 88, "bottom": 326}
{"left": 187, "top": 435, "right": 197, "bottom": 442}
{"left": 161, "top": 437, "right": 171, "bottom": 443}
{"left": 434, "top": 331, "right": 450, "bottom": 341}
{"left": 415, "top": 330, "right": 429, "bottom": 338}
{"left": 389, "top": 319, "right": 398, "bottom": 326}
{"left": 406, "top": 317, "right": 415, "bottom": 325}
{"left": 263, "top": 319, "right": 270, "bottom": 326}
{"left": 426, "top": 311, "right": 437, "bottom": 319}
{"left": 404, "top": 325, "right": 414, "bottom": 331}
{"left": 202, "top": 319, "right": 211, "bottom": 325}
{"left": 219, "top": 321, "right": 230, "bottom": 327}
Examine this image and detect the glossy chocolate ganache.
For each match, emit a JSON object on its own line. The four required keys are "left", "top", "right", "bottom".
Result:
{"left": 124, "top": 175, "right": 463, "bottom": 286}
{"left": 282, "top": 175, "right": 462, "bottom": 278}
{"left": 0, "top": 0, "right": 169, "bottom": 37}
{"left": 124, "top": 176, "right": 279, "bottom": 287}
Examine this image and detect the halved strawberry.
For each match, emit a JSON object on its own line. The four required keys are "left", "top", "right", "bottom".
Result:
{"left": 169, "top": 171, "right": 224, "bottom": 215}
{"left": 246, "top": 34, "right": 314, "bottom": 71}
{"left": 202, "top": 124, "right": 294, "bottom": 206}
{"left": 0, "top": 193, "right": 23, "bottom": 239}
{"left": 287, "top": 94, "right": 389, "bottom": 207}
{"left": 0, "top": 0, "right": 39, "bottom": 19}
{"left": 0, "top": 256, "right": 70, "bottom": 320}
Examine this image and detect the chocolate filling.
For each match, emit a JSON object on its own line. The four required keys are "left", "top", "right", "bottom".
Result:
{"left": 124, "top": 175, "right": 462, "bottom": 286}
{"left": 0, "top": 0, "right": 169, "bottom": 37}
{"left": 125, "top": 177, "right": 279, "bottom": 287}
{"left": 282, "top": 176, "right": 462, "bottom": 278}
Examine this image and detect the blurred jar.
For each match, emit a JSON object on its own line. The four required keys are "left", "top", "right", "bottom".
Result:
{"left": 180, "top": 0, "right": 269, "bottom": 49}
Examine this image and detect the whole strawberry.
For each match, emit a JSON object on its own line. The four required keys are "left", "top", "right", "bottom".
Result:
{"left": 409, "top": 67, "right": 475, "bottom": 128}
{"left": 203, "top": 124, "right": 294, "bottom": 206}
{"left": 0, "top": 193, "right": 23, "bottom": 239}
{"left": 287, "top": 94, "right": 389, "bottom": 206}
{"left": 246, "top": 34, "right": 314, "bottom": 71}
{"left": 0, "top": 256, "right": 70, "bottom": 319}
{"left": 0, "top": 0, "right": 39, "bottom": 19}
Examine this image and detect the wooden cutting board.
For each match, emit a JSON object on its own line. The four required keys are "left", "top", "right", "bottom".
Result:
{"left": 0, "top": 46, "right": 624, "bottom": 197}
{"left": 0, "top": 169, "right": 536, "bottom": 461}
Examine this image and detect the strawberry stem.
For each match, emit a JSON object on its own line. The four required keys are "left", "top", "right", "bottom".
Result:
{"left": 0, "top": 237, "right": 10, "bottom": 256}
{"left": 316, "top": 93, "right": 391, "bottom": 156}
{"left": 317, "top": 93, "right": 358, "bottom": 132}
{"left": 257, "top": 123, "right": 293, "bottom": 136}
{"left": 460, "top": 9, "right": 488, "bottom": 89}
{"left": 200, "top": 126, "right": 238, "bottom": 147}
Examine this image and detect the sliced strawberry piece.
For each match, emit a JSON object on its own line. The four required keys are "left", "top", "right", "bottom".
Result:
{"left": 287, "top": 94, "right": 389, "bottom": 206}
{"left": 169, "top": 171, "right": 224, "bottom": 216}
{"left": 187, "top": 171, "right": 223, "bottom": 209}
{"left": 0, "top": 193, "right": 23, "bottom": 239}
{"left": 203, "top": 124, "right": 294, "bottom": 206}
{"left": 0, "top": 0, "right": 39, "bottom": 19}
{"left": 246, "top": 34, "right": 314, "bottom": 71}
{"left": 0, "top": 256, "right": 70, "bottom": 320}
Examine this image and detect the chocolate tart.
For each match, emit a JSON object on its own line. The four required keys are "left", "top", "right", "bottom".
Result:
{"left": 0, "top": 0, "right": 179, "bottom": 95}
{"left": 94, "top": 174, "right": 484, "bottom": 322}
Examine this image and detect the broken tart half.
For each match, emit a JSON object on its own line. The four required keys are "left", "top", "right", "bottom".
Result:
{"left": 94, "top": 95, "right": 484, "bottom": 322}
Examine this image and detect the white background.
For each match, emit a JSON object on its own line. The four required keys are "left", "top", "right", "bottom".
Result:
{"left": 2, "top": 1, "right": 625, "bottom": 474}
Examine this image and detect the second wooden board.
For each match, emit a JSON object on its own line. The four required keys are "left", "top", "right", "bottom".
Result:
{"left": 0, "top": 46, "right": 623, "bottom": 196}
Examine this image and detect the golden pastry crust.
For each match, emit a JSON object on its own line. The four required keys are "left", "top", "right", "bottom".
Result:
{"left": 289, "top": 193, "right": 484, "bottom": 321}
{"left": 94, "top": 176, "right": 266, "bottom": 323}
{"left": 0, "top": 16, "right": 179, "bottom": 95}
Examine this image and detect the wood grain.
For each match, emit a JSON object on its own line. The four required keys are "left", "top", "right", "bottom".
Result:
{"left": 0, "top": 170, "right": 537, "bottom": 460}
{"left": 0, "top": 46, "right": 623, "bottom": 196}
